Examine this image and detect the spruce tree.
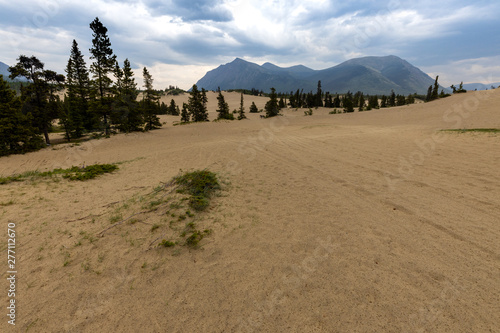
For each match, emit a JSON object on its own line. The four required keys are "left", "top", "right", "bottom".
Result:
{"left": 216, "top": 88, "right": 231, "bottom": 120}
{"left": 425, "top": 85, "right": 433, "bottom": 102}
{"left": 168, "top": 99, "right": 179, "bottom": 115}
{"left": 380, "top": 95, "right": 388, "bottom": 108}
{"left": 188, "top": 84, "right": 208, "bottom": 122}
{"left": 249, "top": 101, "right": 259, "bottom": 113}
{"left": 389, "top": 90, "right": 396, "bottom": 107}
{"left": 265, "top": 87, "right": 280, "bottom": 118}
{"left": 315, "top": 80, "right": 323, "bottom": 107}
{"left": 358, "top": 93, "right": 365, "bottom": 111}
{"left": 0, "top": 75, "right": 44, "bottom": 156}
{"left": 9, "top": 55, "right": 63, "bottom": 145}
{"left": 141, "top": 67, "right": 161, "bottom": 130}
{"left": 65, "top": 39, "right": 90, "bottom": 137}
{"left": 238, "top": 92, "right": 246, "bottom": 120}
{"left": 112, "top": 59, "right": 141, "bottom": 132}
{"left": 89, "top": 17, "right": 116, "bottom": 135}
{"left": 181, "top": 102, "right": 190, "bottom": 122}
{"left": 431, "top": 76, "right": 439, "bottom": 100}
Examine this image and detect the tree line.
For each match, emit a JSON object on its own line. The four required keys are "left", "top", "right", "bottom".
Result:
{"left": 1, "top": 17, "right": 164, "bottom": 156}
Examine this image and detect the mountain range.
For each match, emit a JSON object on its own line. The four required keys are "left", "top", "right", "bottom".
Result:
{"left": 455, "top": 82, "right": 500, "bottom": 91}
{"left": 195, "top": 55, "right": 442, "bottom": 95}
{"left": 0, "top": 61, "right": 11, "bottom": 80}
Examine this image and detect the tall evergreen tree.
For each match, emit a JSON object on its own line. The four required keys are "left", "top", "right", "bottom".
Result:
{"left": 181, "top": 102, "right": 190, "bottom": 122}
{"left": 380, "top": 95, "right": 388, "bottom": 108}
{"left": 89, "top": 17, "right": 116, "bottom": 135}
{"left": 431, "top": 75, "right": 439, "bottom": 101}
{"left": 388, "top": 90, "right": 396, "bottom": 107}
{"left": 216, "top": 88, "right": 232, "bottom": 120}
{"left": 112, "top": 59, "right": 141, "bottom": 132}
{"left": 358, "top": 93, "right": 365, "bottom": 111}
{"left": 238, "top": 92, "right": 247, "bottom": 120}
{"left": 9, "top": 55, "right": 64, "bottom": 145}
{"left": 425, "top": 85, "right": 433, "bottom": 102}
{"left": 188, "top": 84, "right": 208, "bottom": 122}
{"left": 141, "top": 67, "right": 161, "bottom": 130}
{"left": 168, "top": 99, "right": 179, "bottom": 115}
{"left": 0, "top": 75, "right": 44, "bottom": 156}
{"left": 65, "top": 39, "right": 91, "bottom": 137}
{"left": 315, "top": 80, "right": 323, "bottom": 107}
{"left": 265, "top": 87, "right": 280, "bottom": 118}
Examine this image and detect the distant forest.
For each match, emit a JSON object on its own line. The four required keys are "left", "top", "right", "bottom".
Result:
{"left": 0, "top": 17, "right": 459, "bottom": 158}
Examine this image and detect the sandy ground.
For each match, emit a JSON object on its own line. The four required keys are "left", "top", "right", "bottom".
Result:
{"left": 0, "top": 90, "right": 499, "bottom": 332}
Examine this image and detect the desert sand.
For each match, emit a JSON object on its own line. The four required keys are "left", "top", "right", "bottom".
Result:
{"left": 0, "top": 89, "right": 499, "bottom": 332}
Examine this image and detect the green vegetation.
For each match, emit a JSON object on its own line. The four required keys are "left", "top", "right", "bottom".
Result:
{"left": 265, "top": 87, "right": 280, "bottom": 118}
{"left": 0, "top": 163, "right": 118, "bottom": 185}
{"left": 173, "top": 169, "right": 221, "bottom": 211}
{"left": 187, "top": 84, "right": 209, "bottom": 122}
{"left": 159, "top": 239, "right": 176, "bottom": 247}
{"left": 441, "top": 128, "right": 500, "bottom": 133}
{"left": 165, "top": 86, "right": 185, "bottom": 95}
{"left": 249, "top": 101, "right": 259, "bottom": 113}
{"left": 450, "top": 82, "right": 467, "bottom": 94}
{"left": 216, "top": 88, "right": 234, "bottom": 120}
{"left": 238, "top": 92, "right": 247, "bottom": 120}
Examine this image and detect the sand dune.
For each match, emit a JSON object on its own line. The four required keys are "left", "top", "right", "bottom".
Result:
{"left": 0, "top": 89, "right": 499, "bottom": 332}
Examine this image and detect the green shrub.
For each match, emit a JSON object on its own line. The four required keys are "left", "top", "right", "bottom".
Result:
{"left": 159, "top": 240, "right": 175, "bottom": 247}
{"left": 173, "top": 170, "right": 220, "bottom": 211}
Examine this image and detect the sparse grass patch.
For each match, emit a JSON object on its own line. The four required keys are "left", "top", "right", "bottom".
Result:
{"left": 109, "top": 213, "right": 123, "bottom": 224}
{"left": 441, "top": 128, "right": 500, "bottom": 133}
{"left": 0, "top": 163, "right": 118, "bottom": 185}
{"left": 159, "top": 239, "right": 176, "bottom": 247}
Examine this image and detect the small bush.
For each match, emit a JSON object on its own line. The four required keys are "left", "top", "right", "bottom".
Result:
{"left": 63, "top": 164, "right": 118, "bottom": 181}
{"left": 159, "top": 240, "right": 176, "bottom": 247}
{"left": 173, "top": 170, "right": 220, "bottom": 211}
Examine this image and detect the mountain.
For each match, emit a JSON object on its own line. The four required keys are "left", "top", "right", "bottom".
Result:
{"left": 0, "top": 61, "right": 11, "bottom": 80}
{"left": 195, "top": 55, "right": 438, "bottom": 95}
{"left": 454, "top": 82, "right": 500, "bottom": 91}
{"left": 0, "top": 61, "right": 28, "bottom": 82}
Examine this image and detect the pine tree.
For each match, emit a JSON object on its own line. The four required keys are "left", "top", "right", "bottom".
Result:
{"left": 141, "top": 67, "right": 161, "bottom": 130}
{"left": 9, "top": 55, "right": 64, "bottom": 145}
{"left": 380, "top": 95, "right": 388, "bottom": 108}
{"left": 315, "top": 80, "right": 323, "bottom": 107}
{"left": 343, "top": 95, "right": 354, "bottom": 113}
{"left": 181, "top": 102, "right": 190, "bottom": 122}
{"left": 238, "top": 92, "right": 246, "bottom": 120}
{"left": 265, "top": 87, "right": 280, "bottom": 118}
{"left": 112, "top": 59, "right": 141, "bottom": 132}
{"left": 249, "top": 101, "right": 259, "bottom": 113}
{"left": 0, "top": 75, "right": 44, "bottom": 156}
{"left": 65, "top": 39, "right": 90, "bottom": 138}
{"left": 89, "top": 17, "right": 117, "bottom": 136}
{"left": 389, "top": 90, "right": 396, "bottom": 107}
{"left": 358, "top": 93, "right": 365, "bottom": 111}
{"left": 216, "top": 88, "right": 232, "bottom": 120}
{"left": 431, "top": 76, "right": 439, "bottom": 100}
{"left": 168, "top": 99, "right": 179, "bottom": 115}
{"left": 425, "top": 85, "right": 433, "bottom": 102}
{"left": 188, "top": 84, "right": 208, "bottom": 122}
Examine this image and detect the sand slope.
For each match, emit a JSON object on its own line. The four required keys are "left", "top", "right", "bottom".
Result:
{"left": 1, "top": 90, "right": 499, "bottom": 332}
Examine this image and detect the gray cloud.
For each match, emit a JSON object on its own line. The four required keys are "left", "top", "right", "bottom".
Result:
{"left": 0, "top": 0, "right": 499, "bottom": 89}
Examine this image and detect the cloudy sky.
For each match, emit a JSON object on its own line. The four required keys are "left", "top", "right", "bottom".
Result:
{"left": 1, "top": 0, "right": 499, "bottom": 90}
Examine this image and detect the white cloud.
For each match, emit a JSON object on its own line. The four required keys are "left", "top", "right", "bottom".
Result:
{"left": 423, "top": 56, "right": 500, "bottom": 86}
{"left": 0, "top": 0, "right": 499, "bottom": 88}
